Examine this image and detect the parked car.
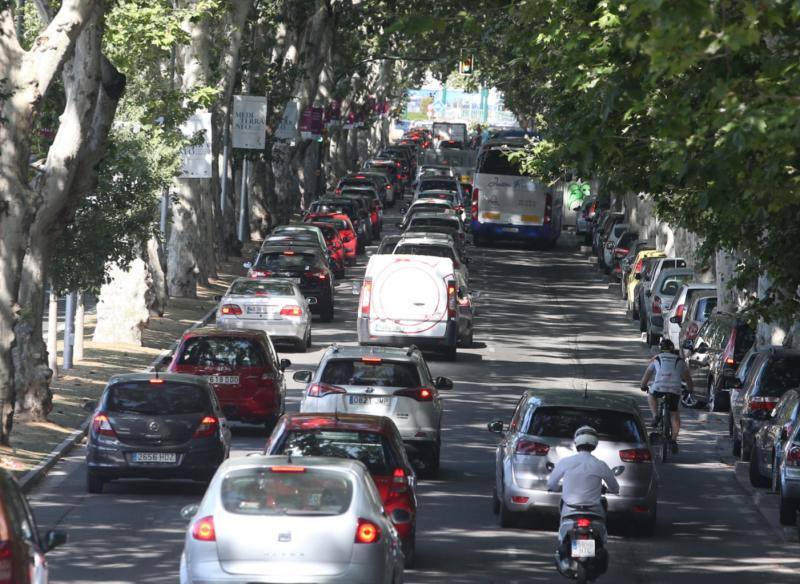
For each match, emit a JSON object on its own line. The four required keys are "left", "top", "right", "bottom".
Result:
{"left": 0, "top": 468, "right": 67, "bottom": 583}
{"left": 294, "top": 344, "right": 453, "bottom": 476}
{"left": 749, "top": 390, "right": 800, "bottom": 497}
{"left": 487, "top": 389, "right": 657, "bottom": 534}
{"left": 216, "top": 277, "right": 312, "bottom": 352}
{"left": 663, "top": 282, "right": 716, "bottom": 347}
{"left": 167, "top": 329, "right": 290, "bottom": 429}
{"left": 375, "top": 234, "right": 402, "bottom": 255}
{"left": 776, "top": 416, "right": 800, "bottom": 526}
{"left": 731, "top": 347, "right": 800, "bottom": 460}
{"left": 625, "top": 250, "right": 665, "bottom": 312}
{"left": 265, "top": 413, "right": 419, "bottom": 566}
{"left": 637, "top": 257, "right": 688, "bottom": 331}
{"left": 600, "top": 223, "right": 631, "bottom": 272}
{"left": 179, "top": 456, "right": 405, "bottom": 584}
{"left": 86, "top": 373, "right": 232, "bottom": 493}
{"left": 682, "top": 312, "right": 755, "bottom": 411}
{"left": 643, "top": 267, "right": 694, "bottom": 346}
{"left": 618, "top": 242, "right": 653, "bottom": 294}
{"left": 677, "top": 290, "right": 717, "bottom": 355}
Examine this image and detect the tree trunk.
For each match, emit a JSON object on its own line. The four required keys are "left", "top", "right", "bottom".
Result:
{"left": 167, "top": 179, "right": 202, "bottom": 297}
{"left": 144, "top": 237, "right": 168, "bottom": 316}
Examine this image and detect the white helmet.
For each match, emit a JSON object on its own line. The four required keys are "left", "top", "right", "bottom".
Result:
{"left": 574, "top": 426, "right": 599, "bottom": 449}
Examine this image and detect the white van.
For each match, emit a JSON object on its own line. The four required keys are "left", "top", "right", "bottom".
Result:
{"left": 471, "top": 139, "right": 562, "bottom": 247}
{"left": 357, "top": 254, "right": 462, "bottom": 359}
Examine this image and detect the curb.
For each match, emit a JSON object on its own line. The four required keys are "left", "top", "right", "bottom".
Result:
{"left": 20, "top": 420, "right": 89, "bottom": 493}
{"left": 732, "top": 460, "right": 797, "bottom": 543}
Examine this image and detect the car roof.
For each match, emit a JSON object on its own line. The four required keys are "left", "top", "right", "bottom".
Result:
{"left": 635, "top": 249, "right": 665, "bottom": 261}
{"left": 107, "top": 372, "right": 210, "bottom": 386}
{"left": 522, "top": 389, "right": 641, "bottom": 415}
{"left": 227, "top": 277, "right": 299, "bottom": 292}
{"left": 281, "top": 412, "right": 399, "bottom": 434}
{"left": 397, "top": 233, "right": 456, "bottom": 245}
{"left": 323, "top": 344, "right": 421, "bottom": 360}
{"left": 411, "top": 198, "right": 455, "bottom": 206}
{"left": 183, "top": 327, "right": 265, "bottom": 340}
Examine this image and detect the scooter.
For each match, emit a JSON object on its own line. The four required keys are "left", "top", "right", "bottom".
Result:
{"left": 554, "top": 501, "right": 609, "bottom": 584}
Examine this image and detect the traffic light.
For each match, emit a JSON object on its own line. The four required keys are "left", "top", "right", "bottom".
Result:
{"left": 459, "top": 55, "right": 474, "bottom": 75}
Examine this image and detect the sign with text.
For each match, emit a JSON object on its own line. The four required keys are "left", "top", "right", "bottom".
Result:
{"left": 179, "top": 112, "right": 212, "bottom": 178}
{"left": 275, "top": 99, "right": 300, "bottom": 140}
{"left": 299, "top": 106, "right": 324, "bottom": 139}
{"left": 232, "top": 95, "right": 267, "bottom": 149}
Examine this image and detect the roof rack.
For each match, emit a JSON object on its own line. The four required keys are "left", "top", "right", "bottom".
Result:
{"left": 331, "top": 343, "right": 339, "bottom": 353}
{"left": 406, "top": 345, "right": 419, "bottom": 356}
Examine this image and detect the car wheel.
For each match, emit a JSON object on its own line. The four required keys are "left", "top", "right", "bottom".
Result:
{"left": 86, "top": 470, "right": 105, "bottom": 494}
{"left": 461, "top": 327, "right": 474, "bottom": 348}
{"left": 749, "top": 448, "right": 770, "bottom": 488}
{"left": 779, "top": 496, "right": 799, "bottom": 526}
{"left": 306, "top": 330, "right": 312, "bottom": 348}
{"left": 492, "top": 487, "right": 500, "bottom": 515}
{"left": 639, "top": 310, "right": 647, "bottom": 333}
{"left": 634, "top": 508, "right": 657, "bottom": 537}
{"left": 402, "top": 534, "right": 416, "bottom": 569}
{"left": 732, "top": 430, "right": 741, "bottom": 457}
{"left": 646, "top": 327, "right": 659, "bottom": 347}
{"left": 420, "top": 440, "right": 440, "bottom": 479}
{"left": 772, "top": 453, "right": 781, "bottom": 493}
{"left": 707, "top": 383, "right": 722, "bottom": 412}
{"left": 320, "top": 301, "right": 334, "bottom": 323}
{"left": 443, "top": 343, "right": 457, "bottom": 361}
{"left": 498, "top": 495, "right": 519, "bottom": 528}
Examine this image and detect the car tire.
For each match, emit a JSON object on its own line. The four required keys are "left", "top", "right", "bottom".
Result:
{"left": 749, "top": 448, "right": 770, "bottom": 488}
{"left": 443, "top": 343, "right": 457, "bottom": 361}
{"left": 320, "top": 301, "right": 334, "bottom": 323}
{"left": 634, "top": 509, "right": 657, "bottom": 537}
{"left": 420, "top": 440, "right": 440, "bottom": 479}
{"left": 86, "top": 470, "right": 105, "bottom": 494}
{"left": 293, "top": 336, "right": 307, "bottom": 353}
{"left": 402, "top": 534, "right": 416, "bottom": 569}
{"left": 498, "top": 496, "right": 519, "bottom": 528}
{"left": 492, "top": 487, "right": 500, "bottom": 515}
{"left": 707, "top": 383, "right": 723, "bottom": 412}
{"left": 639, "top": 309, "right": 647, "bottom": 333}
{"left": 732, "top": 431, "right": 742, "bottom": 457}
{"left": 306, "top": 330, "right": 312, "bottom": 348}
{"left": 779, "top": 496, "right": 799, "bottom": 526}
{"left": 646, "top": 327, "right": 659, "bottom": 347}
{"left": 461, "top": 327, "right": 474, "bottom": 348}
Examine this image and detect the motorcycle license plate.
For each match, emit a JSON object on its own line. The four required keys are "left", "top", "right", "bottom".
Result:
{"left": 571, "top": 539, "right": 595, "bottom": 558}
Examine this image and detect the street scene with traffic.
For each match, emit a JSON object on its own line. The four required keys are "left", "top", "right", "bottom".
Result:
{"left": 1, "top": 2, "right": 800, "bottom": 584}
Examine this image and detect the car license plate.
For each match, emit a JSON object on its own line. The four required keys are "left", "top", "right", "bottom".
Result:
{"left": 246, "top": 305, "right": 269, "bottom": 314}
{"left": 374, "top": 321, "right": 401, "bottom": 333}
{"left": 501, "top": 227, "right": 519, "bottom": 233}
{"left": 571, "top": 539, "right": 595, "bottom": 558}
{"left": 131, "top": 452, "right": 177, "bottom": 464}
{"left": 348, "top": 395, "right": 391, "bottom": 406}
{"left": 209, "top": 375, "right": 239, "bottom": 384}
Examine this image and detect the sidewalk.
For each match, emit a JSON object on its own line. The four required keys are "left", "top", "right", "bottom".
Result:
{"left": 0, "top": 253, "right": 251, "bottom": 486}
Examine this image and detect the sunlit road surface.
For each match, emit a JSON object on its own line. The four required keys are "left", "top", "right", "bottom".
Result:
{"left": 30, "top": 208, "right": 799, "bottom": 583}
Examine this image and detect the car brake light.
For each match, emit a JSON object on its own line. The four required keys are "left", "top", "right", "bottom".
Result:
{"left": 92, "top": 412, "right": 117, "bottom": 438}
{"left": 576, "top": 517, "right": 592, "bottom": 528}
{"left": 360, "top": 279, "right": 372, "bottom": 316}
{"left": 652, "top": 295, "right": 662, "bottom": 314}
{"left": 309, "top": 270, "right": 328, "bottom": 280}
{"left": 675, "top": 304, "right": 685, "bottom": 321}
{"left": 614, "top": 248, "right": 629, "bottom": 258}
{"left": 355, "top": 519, "right": 381, "bottom": 544}
{"left": 283, "top": 250, "right": 296, "bottom": 256}
{"left": 390, "top": 467, "right": 409, "bottom": 494}
{"left": 307, "top": 383, "right": 346, "bottom": 397}
{"left": 270, "top": 466, "right": 307, "bottom": 473}
{"left": 280, "top": 305, "right": 303, "bottom": 316}
{"left": 249, "top": 270, "right": 272, "bottom": 278}
{"left": 745, "top": 396, "right": 778, "bottom": 413}
{"left": 471, "top": 187, "right": 479, "bottom": 221}
{"left": 193, "top": 416, "right": 219, "bottom": 439}
{"left": 515, "top": 439, "right": 549, "bottom": 455}
{"left": 0, "top": 541, "right": 12, "bottom": 582}
{"left": 220, "top": 304, "right": 242, "bottom": 315}
{"left": 150, "top": 377, "right": 165, "bottom": 384}
{"left": 725, "top": 357, "right": 736, "bottom": 366}
{"left": 191, "top": 516, "right": 216, "bottom": 541}
{"left": 786, "top": 445, "right": 800, "bottom": 467}
{"left": 447, "top": 280, "right": 457, "bottom": 318}
{"left": 619, "top": 448, "right": 652, "bottom": 463}
{"left": 361, "top": 356, "right": 383, "bottom": 364}
{"left": 394, "top": 387, "right": 433, "bottom": 401}
{"left": 543, "top": 192, "right": 553, "bottom": 224}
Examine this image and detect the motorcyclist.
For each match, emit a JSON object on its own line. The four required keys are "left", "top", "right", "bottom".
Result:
{"left": 547, "top": 426, "right": 619, "bottom": 569}
{"left": 640, "top": 338, "right": 693, "bottom": 453}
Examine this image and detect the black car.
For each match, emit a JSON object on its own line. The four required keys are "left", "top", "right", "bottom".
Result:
{"left": 85, "top": 373, "right": 232, "bottom": 493}
{"left": 247, "top": 247, "right": 335, "bottom": 321}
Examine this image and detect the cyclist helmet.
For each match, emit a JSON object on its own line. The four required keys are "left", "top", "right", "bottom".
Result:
{"left": 659, "top": 338, "right": 675, "bottom": 352}
{"left": 574, "top": 426, "right": 599, "bottom": 449}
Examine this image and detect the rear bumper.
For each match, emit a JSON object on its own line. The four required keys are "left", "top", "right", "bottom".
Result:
{"left": 217, "top": 317, "right": 307, "bottom": 343}
{"left": 87, "top": 441, "right": 225, "bottom": 480}
{"left": 357, "top": 318, "right": 457, "bottom": 350}
{"left": 502, "top": 483, "right": 657, "bottom": 517}
{"left": 471, "top": 220, "right": 557, "bottom": 241}
{"left": 780, "top": 467, "right": 800, "bottom": 499}
{"left": 183, "top": 558, "right": 392, "bottom": 584}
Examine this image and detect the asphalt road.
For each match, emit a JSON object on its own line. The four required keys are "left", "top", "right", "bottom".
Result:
{"left": 29, "top": 210, "right": 800, "bottom": 583}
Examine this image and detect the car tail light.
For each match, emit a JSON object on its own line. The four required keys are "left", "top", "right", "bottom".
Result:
{"left": 614, "top": 248, "right": 629, "bottom": 258}
{"left": 447, "top": 280, "right": 457, "bottom": 318}
{"left": 385, "top": 184, "right": 391, "bottom": 190}
{"left": 576, "top": 517, "right": 592, "bottom": 528}
{"left": 355, "top": 519, "right": 381, "bottom": 544}
{"left": 675, "top": 304, "right": 685, "bottom": 321}
{"left": 335, "top": 188, "right": 342, "bottom": 194}
{"left": 307, "top": 383, "right": 346, "bottom": 397}
{"left": 652, "top": 295, "right": 662, "bottom": 314}
{"left": 249, "top": 270, "right": 272, "bottom": 278}
{"left": 270, "top": 465, "right": 307, "bottom": 473}
{"left": 745, "top": 396, "right": 778, "bottom": 414}
{"left": 543, "top": 192, "right": 553, "bottom": 224}
{"left": 0, "top": 541, "right": 13, "bottom": 582}
{"left": 786, "top": 445, "right": 800, "bottom": 467}
{"left": 390, "top": 467, "right": 409, "bottom": 494}
{"left": 360, "top": 279, "right": 372, "bottom": 316}
{"left": 395, "top": 161, "right": 401, "bottom": 168}
{"left": 725, "top": 357, "right": 736, "bottom": 366}
{"left": 280, "top": 305, "right": 303, "bottom": 317}
{"left": 511, "top": 496, "right": 529, "bottom": 504}
{"left": 91, "top": 412, "right": 117, "bottom": 439}
{"left": 619, "top": 448, "right": 652, "bottom": 463}
{"left": 394, "top": 387, "right": 433, "bottom": 401}
{"left": 361, "top": 356, "right": 383, "bottom": 364}
{"left": 220, "top": 304, "right": 242, "bottom": 316}
{"left": 515, "top": 438, "right": 549, "bottom": 455}
{"left": 471, "top": 188, "right": 479, "bottom": 221}
{"left": 193, "top": 416, "right": 219, "bottom": 439}
{"left": 634, "top": 259, "right": 643, "bottom": 272}
{"left": 191, "top": 516, "right": 216, "bottom": 541}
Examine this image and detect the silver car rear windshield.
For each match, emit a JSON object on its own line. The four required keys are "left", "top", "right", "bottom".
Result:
{"left": 107, "top": 382, "right": 210, "bottom": 415}
{"left": 229, "top": 280, "right": 295, "bottom": 296}
{"left": 221, "top": 467, "right": 353, "bottom": 516}
{"left": 320, "top": 359, "right": 421, "bottom": 387}
{"left": 526, "top": 407, "right": 644, "bottom": 443}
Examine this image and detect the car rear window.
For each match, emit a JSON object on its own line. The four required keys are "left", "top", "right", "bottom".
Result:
{"left": 221, "top": 467, "right": 353, "bottom": 516}
{"left": 229, "top": 280, "right": 295, "bottom": 296}
{"left": 659, "top": 275, "right": 693, "bottom": 296}
{"left": 760, "top": 356, "right": 800, "bottom": 396}
{"left": 312, "top": 217, "right": 349, "bottom": 230}
{"left": 477, "top": 148, "right": 526, "bottom": 176}
{"left": 106, "top": 382, "right": 210, "bottom": 415}
{"left": 409, "top": 217, "right": 459, "bottom": 232}
{"left": 320, "top": 359, "right": 421, "bottom": 387}
{"left": 280, "top": 430, "right": 398, "bottom": 475}
{"left": 419, "top": 180, "right": 458, "bottom": 192}
{"left": 254, "top": 252, "right": 320, "bottom": 270}
{"left": 419, "top": 191, "right": 457, "bottom": 202}
{"left": 178, "top": 337, "right": 267, "bottom": 368}
{"left": 394, "top": 244, "right": 455, "bottom": 261}
{"left": 694, "top": 297, "right": 717, "bottom": 320}
{"left": 734, "top": 324, "right": 755, "bottom": 355}
{"left": 525, "top": 407, "right": 644, "bottom": 443}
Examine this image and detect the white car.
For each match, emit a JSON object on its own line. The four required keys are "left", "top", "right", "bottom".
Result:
{"left": 216, "top": 277, "right": 312, "bottom": 352}
{"left": 663, "top": 282, "right": 716, "bottom": 347}
{"left": 179, "top": 456, "right": 405, "bottom": 584}
{"left": 601, "top": 223, "right": 630, "bottom": 269}
{"left": 295, "top": 345, "right": 452, "bottom": 476}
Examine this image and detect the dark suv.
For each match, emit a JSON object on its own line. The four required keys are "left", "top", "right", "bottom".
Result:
{"left": 731, "top": 347, "right": 800, "bottom": 460}
{"left": 682, "top": 313, "right": 755, "bottom": 411}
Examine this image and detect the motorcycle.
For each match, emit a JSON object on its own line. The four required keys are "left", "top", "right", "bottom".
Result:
{"left": 553, "top": 499, "right": 610, "bottom": 584}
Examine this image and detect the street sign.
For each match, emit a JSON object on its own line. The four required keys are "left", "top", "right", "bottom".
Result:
{"left": 459, "top": 55, "right": 474, "bottom": 75}
{"left": 275, "top": 99, "right": 300, "bottom": 140}
{"left": 299, "top": 105, "right": 324, "bottom": 139}
{"left": 179, "top": 111, "right": 212, "bottom": 178}
{"left": 232, "top": 95, "right": 267, "bottom": 149}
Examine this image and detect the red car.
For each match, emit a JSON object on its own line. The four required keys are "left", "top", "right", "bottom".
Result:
{"left": 309, "top": 221, "right": 346, "bottom": 278}
{"left": 265, "top": 412, "right": 419, "bottom": 567}
{"left": 305, "top": 212, "right": 358, "bottom": 263}
{"left": 166, "top": 329, "right": 289, "bottom": 428}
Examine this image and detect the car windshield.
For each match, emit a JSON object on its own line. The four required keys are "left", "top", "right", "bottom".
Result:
{"left": 525, "top": 406, "right": 644, "bottom": 443}
{"left": 695, "top": 297, "right": 717, "bottom": 320}
{"left": 376, "top": 238, "right": 401, "bottom": 254}
{"left": 761, "top": 356, "right": 800, "bottom": 395}
{"left": 221, "top": 467, "right": 353, "bottom": 516}
{"left": 394, "top": 244, "right": 455, "bottom": 261}
{"left": 178, "top": 337, "right": 266, "bottom": 368}
{"left": 106, "top": 382, "right": 210, "bottom": 415}
{"left": 409, "top": 217, "right": 459, "bottom": 231}
{"left": 280, "top": 430, "right": 397, "bottom": 475}
{"left": 419, "top": 180, "right": 458, "bottom": 192}
{"left": 254, "top": 252, "right": 320, "bottom": 270}
{"left": 478, "top": 148, "right": 526, "bottom": 176}
{"left": 312, "top": 217, "right": 349, "bottom": 230}
{"left": 320, "top": 359, "right": 421, "bottom": 387}
{"left": 228, "top": 280, "right": 295, "bottom": 296}
{"left": 659, "top": 275, "right": 693, "bottom": 296}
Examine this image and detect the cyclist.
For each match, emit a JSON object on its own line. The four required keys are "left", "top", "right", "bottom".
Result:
{"left": 640, "top": 338, "right": 694, "bottom": 453}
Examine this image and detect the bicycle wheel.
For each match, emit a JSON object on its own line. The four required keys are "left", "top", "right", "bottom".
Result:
{"left": 660, "top": 401, "right": 671, "bottom": 463}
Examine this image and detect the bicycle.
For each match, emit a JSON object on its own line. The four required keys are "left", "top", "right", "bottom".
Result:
{"left": 650, "top": 391, "right": 673, "bottom": 463}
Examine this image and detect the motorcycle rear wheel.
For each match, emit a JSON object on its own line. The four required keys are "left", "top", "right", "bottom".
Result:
{"left": 575, "top": 562, "right": 588, "bottom": 584}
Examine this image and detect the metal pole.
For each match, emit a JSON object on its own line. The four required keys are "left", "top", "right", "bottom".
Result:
{"left": 220, "top": 113, "right": 230, "bottom": 211}
{"left": 238, "top": 159, "right": 249, "bottom": 242}
{"left": 62, "top": 292, "right": 77, "bottom": 370}
{"left": 160, "top": 187, "right": 169, "bottom": 251}
{"left": 47, "top": 287, "right": 58, "bottom": 377}
{"left": 73, "top": 292, "right": 85, "bottom": 362}
{"left": 15, "top": 0, "right": 25, "bottom": 39}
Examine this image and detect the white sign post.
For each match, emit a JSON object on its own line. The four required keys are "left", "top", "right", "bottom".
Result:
{"left": 232, "top": 95, "right": 267, "bottom": 149}
{"left": 275, "top": 99, "right": 300, "bottom": 141}
{"left": 179, "top": 112, "right": 213, "bottom": 178}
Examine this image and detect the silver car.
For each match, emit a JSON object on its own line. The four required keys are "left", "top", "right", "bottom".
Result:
{"left": 488, "top": 390, "right": 658, "bottom": 534}
{"left": 216, "top": 278, "right": 312, "bottom": 352}
{"left": 179, "top": 456, "right": 404, "bottom": 584}
{"left": 295, "top": 345, "right": 453, "bottom": 477}
{"left": 643, "top": 267, "right": 694, "bottom": 346}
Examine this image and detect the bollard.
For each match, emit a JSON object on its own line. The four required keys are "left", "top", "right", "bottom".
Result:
{"left": 63, "top": 291, "right": 77, "bottom": 370}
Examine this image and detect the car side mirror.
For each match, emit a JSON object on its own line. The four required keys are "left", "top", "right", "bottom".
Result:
{"left": 213, "top": 294, "right": 222, "bottom": 302}
{"left": 243, "top": 261, "right": 252, "bottom": 270}
{"left": 696, "top": 343, "right": 708, "bottom": 354}
{"left": 43, "top": 529, "right": 67, "bottom": 552}
{"left": 293, "top": 370, "right": 312, "bottom": 383}
{"left": 81, "top": 400, "right": 98, "bottom": 412}
{"left": 487, "top": 420, "right": 505, "bottom": 434}
{"left": 279, "top": 358, "right": 291, "bottom": 371}
{"left": 180, "top": 504, "right": 200, "bottom": 520}
{"left": 434, "top": 376, "right": 453, "bottom": 390}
